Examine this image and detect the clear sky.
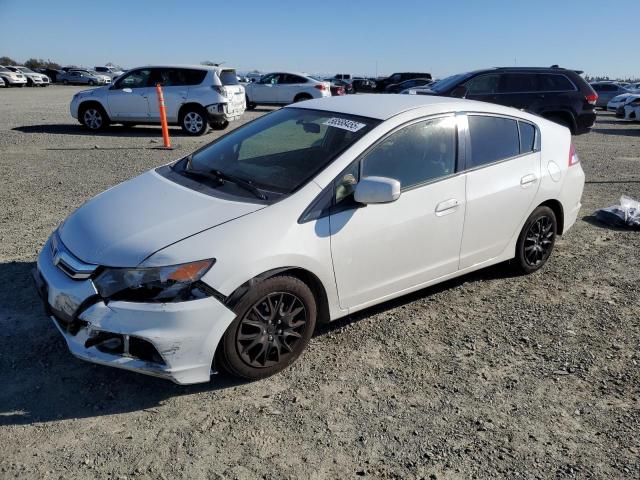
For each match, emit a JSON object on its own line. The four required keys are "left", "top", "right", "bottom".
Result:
{"left": 1, "top": 0, "right": 638, "bottom": 79}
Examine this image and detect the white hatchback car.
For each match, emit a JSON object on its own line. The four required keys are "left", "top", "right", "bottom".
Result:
{"left": 70, "top": 65, "right": 246, "bottom": 135}
{"left": 244, "top": 72, "right": 331, "bottom": 108}
{"left": 35, "top": 95, "right": 584, "bottom": 384}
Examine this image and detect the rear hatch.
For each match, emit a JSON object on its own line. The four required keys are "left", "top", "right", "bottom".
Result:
{"left": 218, "top": 69, "right": 246, "bottom": 112}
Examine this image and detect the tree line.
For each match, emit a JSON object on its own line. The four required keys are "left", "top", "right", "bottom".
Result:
{"left": 0, "top": 56, "right": 122, "bottom": 70}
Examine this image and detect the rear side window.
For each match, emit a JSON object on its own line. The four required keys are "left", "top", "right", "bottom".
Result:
{"left": 501, "top": 74, "right": 538, "bottom": 93}
{"left": 538, "top": 74, "right": 575, "bottom": 92}
{"left": 468, "top": 115, "right": 519, "bottom": 168}
{"left": 153, "top": 68, "right": 206, "bottom": 86}
{"left": 361, "top": 116, "right": 457, "bottom": 190}
{"left": 219, "top": 69, "right": 238, "bottom": 85}
{"left": 519, "top": 122, "right": 536, "bottom": 153}
{"left": 282, "top": 74, "right": 308, "bottom": 84}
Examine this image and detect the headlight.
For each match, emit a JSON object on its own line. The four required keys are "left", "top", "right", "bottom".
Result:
{"left": 93, "top": 259, "right": 215, "bottom": 302}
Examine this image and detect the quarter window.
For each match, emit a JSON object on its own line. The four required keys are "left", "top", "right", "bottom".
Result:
{"left": 519, "top": 122, "right": 536, "bottom": 153}
{"left": 468, "top": 115, "right": 519, "bottom": 168}
{"left": 538, "top": 74, "right": 575, "bottom": 92}
{"left": 361, "top": 116, "right": 457, "bottom": 190}
{"left": 465, "top": 74, "right": 501, "bottom": 95}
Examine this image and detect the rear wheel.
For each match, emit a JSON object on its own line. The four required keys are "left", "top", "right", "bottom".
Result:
{"left": 513, "top": 206, "right": 557, "bottom": 274}
{"left": 293, "top": 93, "right": 312, "bottom": 103}
{"left": 216, "top": 275, "right": 317, "bottom": 380}
{"left": 180, "top": 106, "right": 208, "bottom": 136}
{"left": 63, "top": 79, "right": 69, "bottom": 85}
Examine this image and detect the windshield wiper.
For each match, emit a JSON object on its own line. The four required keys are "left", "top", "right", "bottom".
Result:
{"left": 183, "top": 166, "right": 267, "bottom": 201}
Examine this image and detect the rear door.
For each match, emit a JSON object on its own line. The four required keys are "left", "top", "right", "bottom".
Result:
{"left": 459, "top": 114, "right": 541, "bottom": 269}
{"left": 279, "top": 74, "right": 310, "bottom": 103}
{"left": 148, "top": 68, "right": 192, "bottom": 122}
{"left": 106, "top": 68, "right": 152, "bottom": 121}
{"left": 497, "top": 73, "right": 541, "bottom": 111}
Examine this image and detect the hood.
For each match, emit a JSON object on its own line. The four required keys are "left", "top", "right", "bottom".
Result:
{"left": 59, "top": 169, "right": 264, "bottom": 267}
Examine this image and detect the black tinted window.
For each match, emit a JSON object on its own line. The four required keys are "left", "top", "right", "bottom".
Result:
{"left": 468, "top": 116, "right": 519, "bottom": 168}
{"left": 152, "top": 68, "right": 206, "bottom": 86}
{"left": 519, "top": 122, "right": 536, "bottom": 153}
{"left": 219, "top": 70, "right": 238, "bottom": 85}
{"left": 465, "top": 74, "right": 501, "bottom": 94}
{"left": 501, "top": 74, "right": 538, "bottom": 93}
{"left": 362, "top": 117, "right": 457, "bottom": 189}
{"left": 538, "top": 74, "right": 575, "bottom": 92}
{"left": 117, "top": 69, "right": 151, "bottom": 89}
{"left": 283, "top": 74, "right": 307, "bottom": 84}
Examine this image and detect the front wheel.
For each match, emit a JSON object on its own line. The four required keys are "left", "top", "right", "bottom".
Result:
{"left": 245, "top": 95, "right": 256, "bottom": 110}
{"left": 216, "top": 275, "right": 317, "bottom": 380}
{"left": 513, "top": 206, "right": 557, "bottom": 274}
{"left": 180, "top": 107, "right": 208, "bottom": 136}
{"left": 88, "top": 80, "right": 95, "bottom": 86}
{"left": 80, "top": 104, "right": 109, "bottom": 131}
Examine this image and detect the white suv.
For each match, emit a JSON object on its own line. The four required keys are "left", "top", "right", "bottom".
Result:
{"left": 70, "top": 65, "right": 246, "bottom": 135}
{"left": 244, "top": 72, "right": 330, "bottom": 108}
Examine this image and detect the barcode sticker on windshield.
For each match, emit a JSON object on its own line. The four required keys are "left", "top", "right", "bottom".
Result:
{"left": 323, "top": 118, "right": 366, "bottom": 132}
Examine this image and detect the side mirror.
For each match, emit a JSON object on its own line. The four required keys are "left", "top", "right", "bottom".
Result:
{"left": 354, "top": 176, "right": 401, "bottom": 204}
{"left": 450, "top": 85, "right": 468, "bottom": 98}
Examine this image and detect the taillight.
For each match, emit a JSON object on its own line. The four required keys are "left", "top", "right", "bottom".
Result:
{"left": 585, "top": 93, "right": 598, "bottom": 105}
{"left": 314, "top": 84, "right": 327, "bottom": 91}
{"left": 569, "top": 143, "right": 580, "bottom": 167}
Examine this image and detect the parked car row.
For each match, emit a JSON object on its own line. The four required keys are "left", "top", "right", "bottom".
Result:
{"left": 589, "top": 81, "right": 640, "bottom": 108}
{"left": 0, "top": 65, "right": 48, "bottom": 86}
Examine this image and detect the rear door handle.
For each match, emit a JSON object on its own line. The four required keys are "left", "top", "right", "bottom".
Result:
{"left": 435, "top": 198, "right": 460, "bottom": 216}
{"left": 520, "top": 174, "right": 537, "bottom": 187}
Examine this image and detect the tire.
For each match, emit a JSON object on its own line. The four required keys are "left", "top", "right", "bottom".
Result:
{"left": 216, "top": 275, "right": 317, "bottom": 380}
{"left": 513, "top": 206, "right": 557, "bottom": 274}
{"left": 63, "top": 79, "right": 69, "bottom": 85}
{"left": 293, "top": 94, "right": 312, "bottom": 103}
{"left": 180, "top": 106, "right": 208, "bottom": 136}
{"left": 209, "top": 119, "right": 229, "bottom": 130}
{"left": 26, "top": 78, "right": 33, "bottom": 87}
{"left": 79, "top": 104, "right": 109, "bottom": 131}
{"left": 88, "top": 80, "right": 95, "bottom": 86}
{"left": 245, "top": 95, "right": 256, "bottom": 110}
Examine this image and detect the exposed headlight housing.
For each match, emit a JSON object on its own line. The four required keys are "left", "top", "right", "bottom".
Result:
{"left": 93, "top": 259, "right": 216, "bottom": 302}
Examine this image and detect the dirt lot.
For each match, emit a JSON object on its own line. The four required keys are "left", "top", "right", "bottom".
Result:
{"left": 0, "top": 85, "right": 639, "bottom": 480}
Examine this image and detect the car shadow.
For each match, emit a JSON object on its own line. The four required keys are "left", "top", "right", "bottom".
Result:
{"left": 12, "top": 124, "right": 203, "bottom": 138}
{"left": 314, "top": 262, "right": 520, "bottom": 336}
{"left": 0, "top": 259, "right": 519, "bottom": 426}
{"left": 591, "top": 128, "right": 639, "bottom": 136}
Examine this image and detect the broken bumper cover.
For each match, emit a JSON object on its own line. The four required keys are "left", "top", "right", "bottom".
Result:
{"left": 35, "top": 237, "right": 237, "bottom": 385}
{"left": 206, "top": 102, "right": 245, "bottom": 122}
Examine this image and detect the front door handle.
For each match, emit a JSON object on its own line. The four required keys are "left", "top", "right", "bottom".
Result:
{"left": 520, "top": 174, "right": 537, "bottom": 187}
{"left": 435, "top": 198, "right": 460, "bottom": 216}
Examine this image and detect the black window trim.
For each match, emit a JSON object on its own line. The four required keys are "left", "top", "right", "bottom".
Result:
{"left": 298, "top": 112, "right": 465, "bottom": 223}
{"left": 463, "top": 112, "right": 541, "bottom": 173}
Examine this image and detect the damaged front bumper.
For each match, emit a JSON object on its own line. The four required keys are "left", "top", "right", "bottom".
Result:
{"left": 34, "top": 237, "right": 236, "bottom": 385}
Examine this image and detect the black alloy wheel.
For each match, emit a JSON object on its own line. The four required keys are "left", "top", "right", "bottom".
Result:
{"left": 514, "top": 206, "right": 557, "bottom": 274}
{"left": 236, "top": 292, "right": 307, "bottom": 368}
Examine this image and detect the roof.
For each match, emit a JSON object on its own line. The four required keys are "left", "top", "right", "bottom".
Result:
{"left": 288, "top": 94, "right": 468, "bottom": 120}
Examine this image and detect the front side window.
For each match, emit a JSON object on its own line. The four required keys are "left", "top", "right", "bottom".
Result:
{"left": 186, "top": 108, "right": 379, "bottom": 195}
{"left": 468, "top": 115, "right": 519, "bottom": 168}
{"left": 360, "top": 116, "right": 457, "bottom": 190}
{"left": 116, "top": 69, "right": 151, "bottom": 89}
{"left": 465, "top": 74, "right": 501, "bottom": 94}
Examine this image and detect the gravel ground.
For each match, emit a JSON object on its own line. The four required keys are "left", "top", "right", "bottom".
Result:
{"left": 0, "top": 86, "right": 639, "bottom": 480}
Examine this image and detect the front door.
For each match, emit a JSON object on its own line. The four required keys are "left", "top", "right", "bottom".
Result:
{"left": 106, "top": 68, "right": 152, "bottom": 121}
{"left": 459, "top": 114, "right": 541, "bottom": 269}
{"left": 330, "top": 115, "right": 465, "bottom": 310}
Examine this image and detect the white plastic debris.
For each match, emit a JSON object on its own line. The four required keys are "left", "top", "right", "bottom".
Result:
{"left": 595, "top": 195, "right": 640, "bottom": 228}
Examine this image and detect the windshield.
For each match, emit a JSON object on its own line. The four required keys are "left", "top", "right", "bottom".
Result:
{"left": 0, "top": 66, "right": 8, "bottom": 72}
{"left": 185, "top": 108, "right": 379, "bottom": 196}
{"left": 429, "top": 72, "right": 476, "bottom": 93}
{"left": 18, "top": 67, "right": 33, "bottom": 73}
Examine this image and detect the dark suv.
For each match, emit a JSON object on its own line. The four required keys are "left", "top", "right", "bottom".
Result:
{"left": 416, "top": 67, "right": 597, "bottom": 134}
